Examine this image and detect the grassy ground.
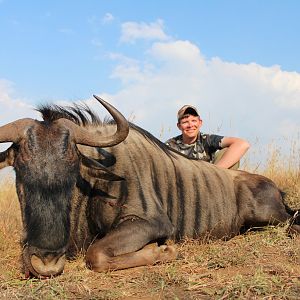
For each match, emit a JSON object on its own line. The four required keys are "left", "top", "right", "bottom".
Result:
{"left": 0, "top": 161, "right": 299, "bottom": 299}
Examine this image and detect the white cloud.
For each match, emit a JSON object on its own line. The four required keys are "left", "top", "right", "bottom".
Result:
{"left": 0, "top": 79, "right": 38, "bottom": 159}
{"left": 0, "top": 79, "right": 38, "bottom": 124}
{"left": 120, "top": 19, "right": 170, "bottom": 43}
{"left": 108, "top": 53, "right": 154, "bottom": 84}
{"left": 101, "top": 39, "right": 300, "bottom": 158}
{"left": 269, "top": 69, "right": 300, "bottom": 108}
{"left": 150, "top": 40, "right": 205, "bottom": 64}
{"left": 102, "top": 13, "right": 114, "bottom": 24}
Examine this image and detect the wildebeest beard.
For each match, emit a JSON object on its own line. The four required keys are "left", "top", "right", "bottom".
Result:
{"left": 16, "top": 161, "right": 79, "bottom": 251}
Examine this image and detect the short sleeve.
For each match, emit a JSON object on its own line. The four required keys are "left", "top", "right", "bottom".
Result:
{"left": 205, "top": 134, "right": 224, "bottom": 153}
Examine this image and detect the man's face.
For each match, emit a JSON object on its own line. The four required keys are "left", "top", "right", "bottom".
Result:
{"left": 177, "top": 114, "right": 202, "bottom": 141}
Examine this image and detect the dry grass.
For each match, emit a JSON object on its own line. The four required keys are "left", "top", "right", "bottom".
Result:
{"left": 0, "top": 147, "right": 300, "bottom": 299}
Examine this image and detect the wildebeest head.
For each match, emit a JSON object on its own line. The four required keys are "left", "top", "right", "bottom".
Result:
{"left": 0, "top": 96, "right": 129, "bottom": 277}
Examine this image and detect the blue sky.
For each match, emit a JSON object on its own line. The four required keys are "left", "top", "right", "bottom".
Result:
{"left": 1, "top": 0, "right": 300, "bottom": 167}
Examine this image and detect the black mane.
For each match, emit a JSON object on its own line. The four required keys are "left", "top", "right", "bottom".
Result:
{"left": 36, "top": 103, "right": 103, "bottom": 126}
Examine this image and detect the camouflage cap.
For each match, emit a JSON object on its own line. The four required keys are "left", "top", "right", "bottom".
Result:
{"left": 177, "top": 105, "right": 200, "bottom": 121}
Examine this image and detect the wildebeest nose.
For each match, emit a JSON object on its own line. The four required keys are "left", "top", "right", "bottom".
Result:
{"left": 30, "top": 253, "right": 66, "bottom": 277}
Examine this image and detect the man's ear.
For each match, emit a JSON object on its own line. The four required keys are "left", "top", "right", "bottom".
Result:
{"left": 177, "top": 122, "right": 181, "bottom": 130}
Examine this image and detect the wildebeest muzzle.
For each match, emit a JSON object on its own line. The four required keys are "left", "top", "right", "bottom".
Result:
{"left": 23, "top": 245, "right": 67, "bottom": 278}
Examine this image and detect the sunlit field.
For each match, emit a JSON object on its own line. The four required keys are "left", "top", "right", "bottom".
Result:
{"left": 0, "top": 142, "right": 299, "bottom": 299}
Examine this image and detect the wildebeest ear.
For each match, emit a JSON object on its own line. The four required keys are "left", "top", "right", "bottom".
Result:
{"left": 0, "top": 146, "right": 15, "bottom": 169}
{"left": 80, "top": 154, "right": 124, "bottom": 181}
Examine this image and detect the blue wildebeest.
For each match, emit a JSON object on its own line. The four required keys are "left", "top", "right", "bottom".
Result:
{"left": 0, "top": 95, "right": 299, "bottom": 278}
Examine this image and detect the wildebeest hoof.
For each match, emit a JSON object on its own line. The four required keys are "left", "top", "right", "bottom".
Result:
{"left": 148, "top": 244, "right": 178, "bottom": 263}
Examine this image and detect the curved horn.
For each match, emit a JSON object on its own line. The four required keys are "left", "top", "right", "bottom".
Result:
{"left": 0, "top": 118, "right": 35, "bottom": 143}
{"left": 57, "top": 96, "right": 129, "bottom": 148}
{"left": 93, "top": 95, "right": 129, "bottom": 146}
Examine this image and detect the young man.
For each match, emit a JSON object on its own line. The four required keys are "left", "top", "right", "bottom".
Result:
{"left": 166, "top": 105, "right": 250, "bottom": 169}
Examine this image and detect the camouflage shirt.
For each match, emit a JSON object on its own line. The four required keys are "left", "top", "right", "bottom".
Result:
{"left": 165, "top": 133, "right": 224, "bottom": 162}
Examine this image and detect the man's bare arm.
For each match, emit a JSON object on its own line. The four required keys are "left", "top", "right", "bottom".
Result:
{"left": 215, "top": 137, "right": 250, "bottom": 169}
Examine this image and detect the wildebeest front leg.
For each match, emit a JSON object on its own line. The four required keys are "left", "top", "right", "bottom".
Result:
{"left": 86, "top": 217, "right": 177, "bottom": 272}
